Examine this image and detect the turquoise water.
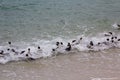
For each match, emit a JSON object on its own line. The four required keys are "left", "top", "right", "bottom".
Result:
{"left": 0, "top": 0, "right": 120, "bottom": 42}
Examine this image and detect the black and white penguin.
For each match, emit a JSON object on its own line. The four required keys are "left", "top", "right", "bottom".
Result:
{"left": 71, "top": 37, "right": 83, "bottom": 46}
{"left": 112, "top": 23, "right": 120, "bottom": 29}
{"left": 104, "top": 32, "right": 113, "bottom": 36}
{"left": 65, "top": 43, "right": 71, "bottom": 51}
{"left": 87, "top": 41, "right": 94, "bottom": 49}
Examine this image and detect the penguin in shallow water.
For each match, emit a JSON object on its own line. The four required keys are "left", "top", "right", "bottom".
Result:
{"left": 8, "top": 41, "right": 11, "bottom": 45}
{"left": 60, "top": 42, "right": 63, "bottom": 45}
{"left": 87, "top": 41, "right": 94, "bottom": 49}
{"left": 111, "top": 40, "right": 114, "bottom": 43}
{"left": 104, "top": 32, "right": 113, "bottom": 36}
{"left": 8, "top": 41, "right": 19, "bottom": 50}
{"left": 0, "top": 50, "right": 4, "bottom": 55}
{"left": 56, "top": 42, "right": 59, "bottom": 47}
{"left": 0, "top": 50, "right": 4, "bottom": 57}
{"left": 90, "top": 41, "right": 94, "bottom": 46}
{"left": 112, "top": 36, "right": 118, "bottom": 44}
{"left": 38, "top": 46, "right": 40, "bottom": 49}
{"left": 72, "top": 40, "right": 76, "bottom": 43}
{"left": 112, "top": 23, "right": 120, "bottom": 29}
{"left": 25, "top": 54, "right": 35, "bottom": 60}
{"left": 25, "top": 48, "right": 35, "bottom": 60}
{"left": 118, "top": 39, "right": 120, "bottom": 41}
{"left": 114, "top": 36, "right": 117, "bottom": 39}
{"left": 65, "top": 43, "right": 71, "bottom": 51}
{"left": 52, "top": 49, "right": 55, "bottom": 51}
{"left": 7, "top": 48, "right": 10, "bottom": 51}
{"left": 108, "top": 32, "right": 113, "bottom": 35}
{"left": 117, "top": 24, "right": 120, "bottom": 27}
{"left": 11, "top": 49, "right": 19, "bottom": 55}
{"left": 37, "top": 46, "right": 42, "bottom": 53}
{"left": 52, "top": 42, "right": 59, "bottom": 52}
{"left": 71, "top": 37, "right": 83, "bottom": 46}
{"left": 27, "top": 48, "right": 32, "bottom": 56}
{"left": 20, "top": 51, "right": 25, "bottom": 54}
{"left": 102, "top": 38, "right": 110, "bottom": 46}
{"left": 111, "top": 37, "right": 114, "bottom": 40}
{"left": 8, "top": 41, "right": 14, "bottom": 48}
{"left": 97, "top": 42, "right": 101, "bottom": 46}
{"left": 0, "top": 49, "right": 10, "bottom": 57}
{"left": 96, "top": 42, "right": 103, "bottom": 48}
{"left": 56, "top": 42, "right": 64, "bottom": 48}
{"left": 53, "top": 42, "right": 64, "bottom": 50}
{"left": 111, "top": 39, "right": 118, "bottom": 47}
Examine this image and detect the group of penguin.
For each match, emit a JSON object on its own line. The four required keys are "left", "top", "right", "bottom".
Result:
{"left": 0, "top": 31, "right": 120, "bottom": 62}
{"left": 52, "top": 31, "right": 120, "bottom": 54}
{"left": 0, "top": 42, "right": 43, "bottom": 61}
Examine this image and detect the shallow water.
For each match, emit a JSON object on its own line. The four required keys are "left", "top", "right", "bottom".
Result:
{"left": 0, "top": 0, "right": 120, "bottom": 42}
{"left": 0, "top": 48, "right": 120, "bottom": 80}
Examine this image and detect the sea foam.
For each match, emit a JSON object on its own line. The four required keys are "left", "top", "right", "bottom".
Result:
{"left": 0, "top": 32, "right": 120, "bottom": 64}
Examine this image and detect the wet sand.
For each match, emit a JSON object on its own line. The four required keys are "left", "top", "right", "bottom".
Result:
{"left": 0, "top": 48, "right": 120, "bottom": 80}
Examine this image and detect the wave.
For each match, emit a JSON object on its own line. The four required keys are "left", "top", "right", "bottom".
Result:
{"left": 0, "top": 5, "right": 24, "bottom": 11}
{"left": 0, "top": 2, "right": 37, "bottom": 11}
{"left": 0, "top": 31, "right": 120, "bottom": 64}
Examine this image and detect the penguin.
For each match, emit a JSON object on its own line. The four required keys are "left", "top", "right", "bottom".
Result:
{"left": 65, "top": 43, "right": 71, "bottom": 51}
{"left": 71, "top": 37, "right": 83, "bottom": 46}
{"left": 20, "top": 51, "right": 25, "bottom": 54}
{"left": 112, "top": 23, "right": 120, "bottom": 29}
{"left": 87, "top": 41, "right": 94, "bottom": 49}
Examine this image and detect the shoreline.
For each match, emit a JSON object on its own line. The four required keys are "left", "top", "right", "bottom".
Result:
{"left": 0, "top": 48, "right": 120, "bottom": 80}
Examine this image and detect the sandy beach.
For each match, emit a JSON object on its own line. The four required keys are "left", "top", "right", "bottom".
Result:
{"left": 0, "top": 48, "right": 120, "bottom": 80}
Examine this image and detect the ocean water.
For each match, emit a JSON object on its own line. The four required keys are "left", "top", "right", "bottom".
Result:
{"left": 1, "top": 0, "right": 120, "bottom": 80}
{"left": 0, "top": 0, "right": 120, "bottom": 41}
{"left": 0, "top": 0, "right": 120, "bottom": 64}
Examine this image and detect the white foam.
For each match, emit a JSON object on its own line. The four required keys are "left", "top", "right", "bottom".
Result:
{"left": 0, "top": 32, "right": 120, "bottom": 64}
{"left": 112, "top": 22, "right": 120, "bottom": 29}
